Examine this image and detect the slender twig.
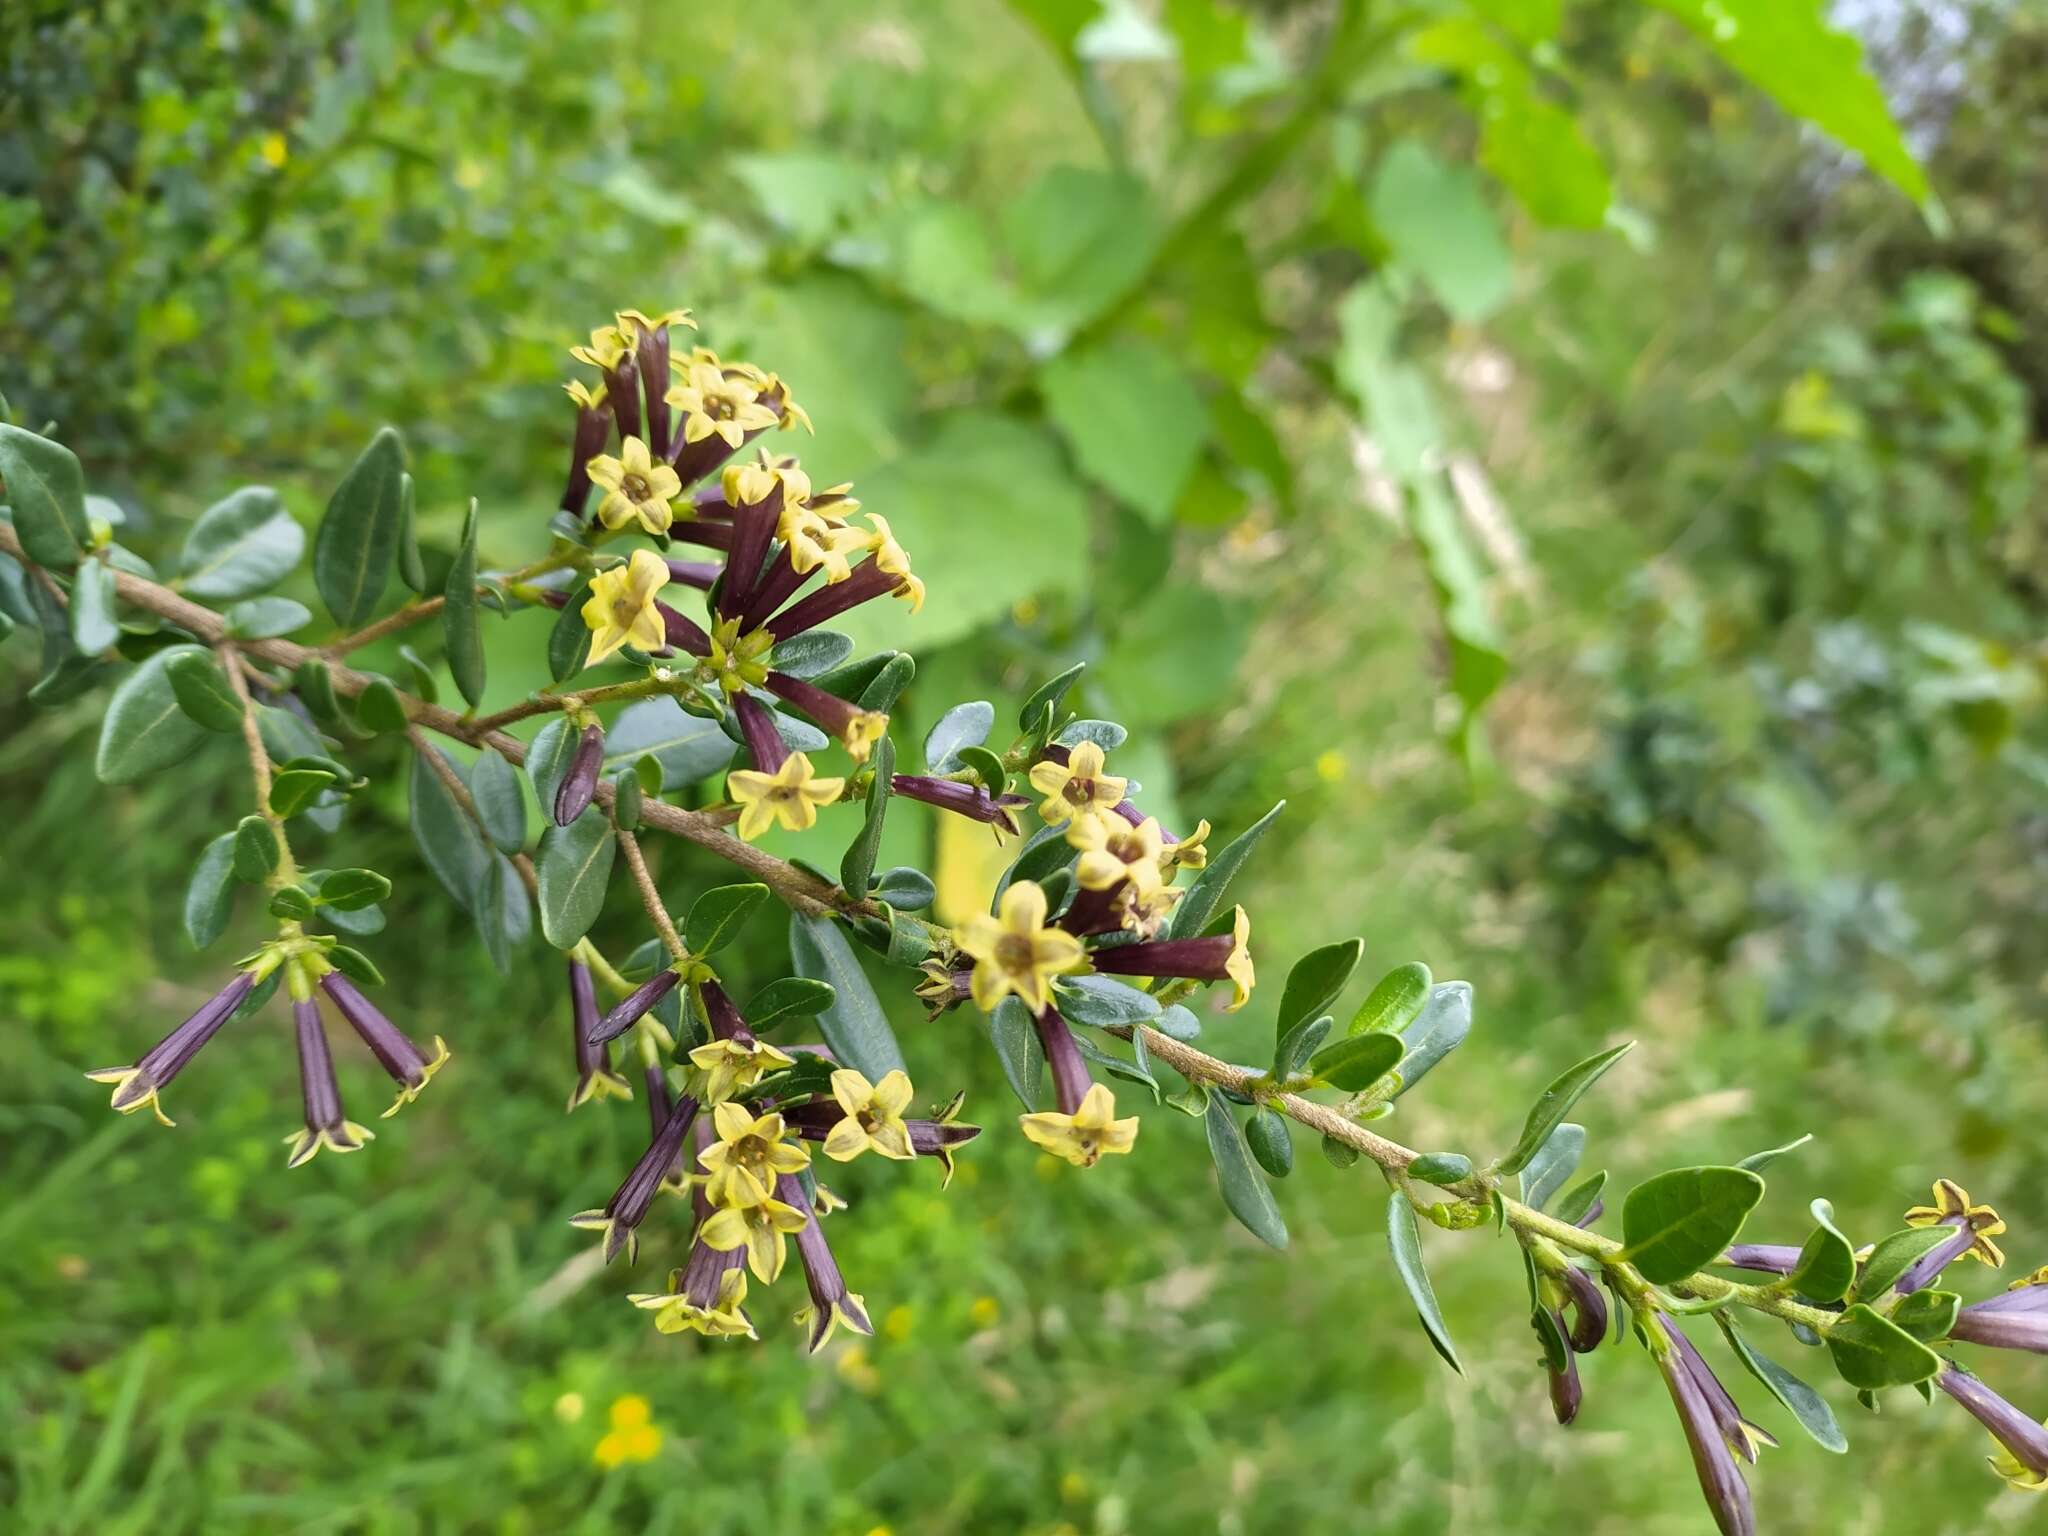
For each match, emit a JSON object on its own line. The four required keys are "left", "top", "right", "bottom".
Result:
{"left": 330, "top": 597, "right": 444, "bottom": 655}
{"left": 616, "top": 829, "right": 686, "bottom": 961}
{"left": 403, "top": 724, "right": 539, "bottom": 898}
{"left": 217, "top": 640, "right": 277, "bottom": 809}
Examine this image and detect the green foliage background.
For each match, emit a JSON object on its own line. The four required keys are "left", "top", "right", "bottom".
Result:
{"left": 2, "top": 1, "right": 2044, "bottom": 1531}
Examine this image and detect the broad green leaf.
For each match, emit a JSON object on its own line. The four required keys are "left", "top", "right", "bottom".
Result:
{"left": 268, "top": 886, "right": 317, "bottom": 922}
{"left": 269, "top": 768, "right": 337, "bottom": 818}
{"left": 353, "top": 676, "right": 408, "bottom": 734}
{"left": 231, "top": 815, "right": 279, "bottom": 882}
{"left": 1620, "top": 1166, "right": 1767, "bottom": 1284}
{"left": 1387, "top": 1192, "right": 1461, "bottom": 1372}
{"left": 1519, "top": 1123, "right": 1586, "bottom": 1212}
{"left": 840, "top": 736, "right": 894, "bottom": 901}
{"left": 1892, "top": 1289, "right": 1960, "bottom": 1343}
{"left": 1055, "top": 718, "right": 1127, "bottom": 754}
{"left": 409, "top": 746, "right": 491, "bottom": 913}
{"left": 1369, "top": 142, "right": 1512, "bottom": 323}
{"left": 472, "top": 855, "right": 515, "bottom": 973}
{"left": 1100, "top": 582, "right": 1252, "bottom": 729}
{"left": 869, "top": 866, "right": 936, "bottom": 910}
{"left": 1307, "top": 1030, "right": 1403, "bottom": 1091}
{"left": 294, "top": 659, "right": 343, "bottom": 724}
{"left": 1168, "top": 800, "right": 1283, "bottom": 939}
{"left": 180, "top": 487, "right": 304, "bottom": 600}
{"left": 1497, "top": 1042, "right": 1633, "bottom": 1175}
{"left": 536, "top": 809, "right": 615, "bottom": 949}
{"left": 1205, "top": 1090, "right": 1287, "bottom": 1249}
{"left": 469, "top": 749, "right": 526, "bottom": 854}
{"left": 1394, "top": 981, "right": 1474, "bottom": 1096}
{"left": 95, "top": 644, "right": 211, "bottom": 783}
{"left": 789, "top": 913, "right": 906, "bottom": 1079}
{"left": 0, "top": 425, "right": 90, "bottom": 567}
{"left": 1719, "top": 1320, "right": 1848, "bottom": 1453}
{"left": 745, "top": 976, "right": 837, "bottom": 1031}
{"left": 1018, "top": 664, "right": 1085, "bottom": 737}
{"left": 685, "top": 883, "right": 771, "bottom": 956}
{"left": 1738, "top": 1133, "right": 1815, "bottom": 1173}
{"left": 730, "top": 149, "right": 876, "bottom": 246}
{"left": 1245, "top": 1108, "right": 1293, "bottom": 1179}
{"left": 601, "top": 697, "right": 733, "bottom": 788}
{"left": 183, "top": 832, "right": 238, "bottom": 949}
{"left": 548, "top": 578, "right": 593, "bottom": 681}
{"left": 327, "top": 945, "right": 384, "bottom": 988}
{"left": 924, "top": 700, "right": 995, "bottom": 773}
{"left": 738, "top": 275, "right": 915, "bottom": 479}
{"left": 68, "top": 559, "right": 118, "bottom": 652}
{"left": 1041, "top": 339, "right": 1208, "bottom": 525}
{"left": 1003, "top": 166, "right": 1160, "bottom": 331}
{"left": 1409, "top": 1152, "right": 1474, "bottom": 1187}
{"left": 1350, "top": 961, "right": 1432, "bottom": 1035}
{"left": 1649, "top": 0, "right": 1928, "bottom": 205}
{"left": 766, "top": 629, "right": 854, "bottom": 679}
{"left": 987, "top": 996, "right": 1045, "bottom": 1110}
{"left": 1787, "top": 1199, "right": 1856, "bottom": 1303}
{"left": 223, "top": 597, "right": 312, "bottom": 639}
{"left": 1052, "top": 974, "right": 1162, "bottom": 1029}
{"left": 1275, "top": 938, "right": 1363, "bottom": 1046}
{"left": 1825, "top": 1304, "right": 1942, "bottom": 1390}
{"left": 317, "top": 869, "right": 391, "bottom": 911}
{"left": 1853, "top": 1227, "right": 1953, "bottom": 1301}
{"left": 857, "top": 653, "right": 915, "bottom": 714}
{"left": 443, "top": 497, "right": 485, "bottom": 707}
{"left": 164, "top": 651, "right": 246, "bottom": 733}
{"left": 313, "top": 427, "right": 407, "bottom": 626}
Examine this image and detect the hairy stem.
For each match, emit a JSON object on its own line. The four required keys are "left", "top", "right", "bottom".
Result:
{"left": 215, "top": 639, "right": 298, "bottom": 887}
{"left": 616, "top": 828, "right": 686, "bottom": 961}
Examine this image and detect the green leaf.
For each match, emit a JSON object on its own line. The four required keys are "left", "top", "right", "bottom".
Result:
{"left": 1, "top": 425, "right": 90, "bottom": 567}
{"left": 294, "top": 659, "right": 343, "bottom": 724}
{"left": 395, "top": 645, "right": 439, "bottom": 704}
{"left": 1245, "top": 1108, "right": 1293, "bottom": 1179}
{"left": 183, "top": 832, "right": 238, "bottom": 949}
{"left": 1369, "top": 142, "right": 1512, "bottom": 323}
{"left": 745, "top": 976, "right": 837, "bottom": 1032}
{"left": 548, "top": 578, "right": 593, "bottom": 681}
{"left": 443, "top": 497, "right": 485, "bottom": 707}
{"left": 1408, "top": 1152, "right": 1474, "bottom": 1187}
{"left": 857, "top": 653, "right": 916, "bottom": 714}
{"left": 1719, "top": 1320, "right": 1848, "bottom": 1453}
{"left": 1168, "top": 800, "right": 1282, "bottom": 940}
{"left": 685, "top": 883, "right": 771, "bottom": 956}
{"left": 1853, "top": 1227, "right": 1954, "bottom": 1302}
{"left": 1648, "top": 0, "right": 1928, "bottom": 205}
{"left": 1099, "top": 582, "right": 1251, "bottom": 729}
{"left": 317, "top": 869, "right": 391, "bottom": 911}
{"left": 327, "top": 945, "right": 384, "bottom": 988}
{"left": 1003, "top": 166, "right": 1160, "bottom": 332}
{"left": 313, "top": 427, "right": 407, "bottom": 626}
{"left": 1387, "top": 1192, "right": 1461, "bottom": 1372}
{"left": 1553, "top": 1171, "right": 1607, "bottom": 1226}
{"left": 353, "top": 676, "right": 409, "bottom": 734}
{"left": 766, "top": 629, "right": 854, "bottom": 679}
{"left": 1519, "top": 1123, "right": 1586, "bottom": 1212}
{"left": 1497, "top": 1042, "right": 1634, "bottom": 1176}
{"left": 987, "top": 996, "right": 1044, "bottom": 1110}
{"left": 1394, "top": 981, "right": 1473, "bottom": 1095}
{"left": 1892, "top": 1289, "right": 1960, "bottom": 1343}
{"left": 409, "top": 746, "right": 491, "bottom": 913}
{"left": 395, "top": 473, "right": 428, "bottom": 594}
{"left": 95, "top": 644, "right": 211, "bottom": 783}
{"left": 223, "top": 597, "right": 312, "bottom": 639}
{"left": 159, "top": 651, "right": 245, "bottom": 735}
{"left": 1204, "top": 1089, "right": 1287, "bottom": 1249}
{"left": 789, "top": 913, "right": 905, "bottom": 1079}
{"left": 1053, "top": 974, "right": 1162, "bottom": 1029}
{"left": 1018, "top": 664, "right": 1085, "bottom": 736}
{"left": 1275, "top": 938, "right": 1363, "bottom": 1046}
{"left": 869, "top": 866, "right": 935, "bottom": 910}
{"left": 1307, "top": 1030, "right": 1403, "bottom": 1091}
{"left": 1041, "top": 339, "right": 1207, "bottom": 525}
{"left": 1787, "top": 1199, "right": 1857, "bottom": 1303}
{"left": 469, "top": 749, "right": 526, "bottom": 854}
{"left": 1826, "top": 1304, "right": 1943, "bottom": 1390}
{"left": 840, "top": 736, "right": 894, "bottom": 901}
{"left": 471, "top": 852, "right": 530, "bottom": 975}
{"left": 924, "top": 700, "right": 995, "bottom": 772}
{"left": 231, "top": 815, "right": 279, "bottom": 883}
{"left": 179, "top": 487, "right": 304, "bottom": 600}
{"left": 610, "top": 766, "right": 643, "bottom": 831}
{"left": 525, "top": 718, "right": 577, "bottom": 812}
{"left": 601, "top": 697, "right": 733, "bottom": 788}
{"left": 957, "top": 746, "right": 1008, "bottom": 796}
{"left": 269, "top": 768, "right": 337, "bottom": 819}
{"left": 68, "top": 559, "right": 118, "bottom": 652}
{"left": 1350, "top": 961, "right": 1432, "bottom": 1035}
{"left": 1272, "top": 1012, "right": 1333, "bottom": 1080}
{"left": 1738, "top": 1133, "right": 1815, "bottom": 1174}
{"left": 268, "top": 886, "right": 317, "bottom": 922}
{"left": 1620, "top": 1166, "right": 1768, "bottom": 1285}
{"left": 536, "top": 810, "right": 616, "bottom": 950}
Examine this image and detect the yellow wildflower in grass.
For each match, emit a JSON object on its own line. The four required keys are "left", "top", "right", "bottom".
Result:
{"left": 1067, "top": 814, "right": 1166, "bottom": 894}
{"left": 1028, "top": 741, "right": 1127, "bottom": 828}
{"left": 726, "top": 752, "right": 844, "bottom": 840}
{"left": 686, "top": 1035, "right": 796, "bottom": 1105}
{"left": 822, "top": 1069, "right": 917, "bottom": 1162}
{"left": 701, "top": 1192, "right": 810, "bottom": 1284}
{"left": 952, "top": 880, "right": 1086, "bottom": 1014}
{"left": 968, "top": 1295, "right": 1001, "bottom": 1328}
{"left": 1019, "top": 1082, "right": 1139, "bottom": 1168}
{"left": 580, "top": 549, "right": 671, "bottom": 666}
{"left": 591, "top": 1394, "right": 662, "bottom": 1468}
{"left": 697, "top": 1101, "right": 811, "bottom": 1208}
{"left": 668, "top": 355, "right": 781, "bottom": 449}
{"left": 587, "top": 435, "right": 682, "bottom": 534}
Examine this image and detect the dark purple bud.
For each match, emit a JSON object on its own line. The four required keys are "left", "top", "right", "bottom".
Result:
{"left": 566, "top": 958, "right": 631, "bottom": 1111}
{"left": 606, "top": 354, "right": 641, "bottom": 444}
{"left": 732, "top": 692, "right": 790, "bottom": 775}
{"left": 1548, "top": 1330, "right": 1583, "bottom": 1425}
{"left": 663, "top": 560, "right": 719, "bottom": 590}
{"left": 87, "top": 969, "right": 257, "bottom": 1125}
{"left": 1951, "top": 1281, "right": 2048, "bottom": 1356}
{"left": 666, "top": 519, "right": 734, "bottom": 555}
{"left": 700, "top": 978, "right": 753, "bottom": 1044}
{"left": 1033, "top": 1007, "right": 1093, "bottom": 1116}
{"left": 1722, "top": 1244, "right": 1801, "bottom": 1276}
{"left": 1668, "top": 1321, "right": 1777, "bottom": 1466}
{"left": 715, "top": 483, "right": 783, "bottom": 621}
{"left": 889, "top": 775, "right": 1022, "bottom": 837}
{"left": 1654, "top": 1318, "right": 1757, "bottom": 1536}
{"left": 738, "top": 545, "right": 812, "bottom": 633}
{"left": 1560, "top": 1264, "right": 1608, "bottom": 1354}
{"left": 780, "top": 1171, "right": 874, "bottom": 1353}
{"left": 588, "top": 967, "right": 681, "bottom": 1047}
{"left": 286, "top": 995, "right": 372, "bottom": 1167}
{"left": 657, "top": 601, "right": 711, "bottom": 657}
{"left": 758, "top": 558, "right": 901, "bottom": 640}
{"left": 634, "top": 322, "right": 673, "bottom": 457}
{"left": 561, "top": 395, "right": 615, "bottom": 516}
{"left": 554, "top": 722, "right": 605, "bottom": 826}
{"left": 784, "top": 1101, "right": 983, "bottom": 1161}
{"left": 319, "top": 970, "right": 450, "bottom": 1114}
{"left": 1576, "top": 1199, "right": 1605, "bottom": 1229}
{"left": 571, "top": 1091, "right": 699, "bottom": 1264}
{"left": 1937, "top": 1365, "right": 2048, "bottom": 1483}
{"left": 643, "top": 1062, "right": 690, "bottom": 1191}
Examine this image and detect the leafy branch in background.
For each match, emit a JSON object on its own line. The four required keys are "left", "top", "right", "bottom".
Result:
{"left": 6, "top": 286, "right": 2047, "bottom": 1533}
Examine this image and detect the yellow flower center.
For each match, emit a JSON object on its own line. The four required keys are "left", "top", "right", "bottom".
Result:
{"left": 621, "top": 471, "right": 652, "bottom": 502}
{"left": 996, "top": 934, "right": 1038, "bottom": 976}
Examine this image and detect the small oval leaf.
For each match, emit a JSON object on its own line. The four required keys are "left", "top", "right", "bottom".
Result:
{"left": 1387, "top": 1191, "right": 1461, "bottom": 1373}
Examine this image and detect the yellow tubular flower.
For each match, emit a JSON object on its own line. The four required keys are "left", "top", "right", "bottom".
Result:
{"left": 570, "top": 324, "right": 630, "bottom": 370}
{"left": 952, "top": 880, "right": 1086, "bottom": 1014}
{"left": 1067, "top": 814, "right": 1167, "bottom": 894}
{"left": 840, "top": 709, "right": 890, "bottom": 765}
{"left": 686, "top": 1036, "right": 796, "bottom": 1105}
{"left": 697, "top": 1102, "right": 811, "bottom": 1207}
{"left": 588, "top": 435, "right": 682, "bottom": 534}
{"left": 724, "top": 452, "right": 811, "bottom": 511}
{"left": 631, "top": 1267, "right": 757, "bottom": 1340}
{"left": 726, "top": 752, "right": 845, "bottom": 840}
{"left": 1905, "top": 1179, "right": 2008, "bottom": 1267}
{"left": 283, "top": 1118, "right": 375, "bottom": 1169}
{"left": 564, "top": 378, "right": 608, "bottom": 410}
{"left": 616, "top": 306, "right": 696, "bottom": 338}
{"left": 822, "top": 1069, "right": 917, "bottom": 1162}
{"left": 785, "top": 517, "right": 868, "bottom": 583}
{"left": 1223, "top": 904, "right": 1256, "bottom": 1010}
{"left": 1019, "top": 1083, "right": 1139, "bottom": 1168}
{"left": 581, "top": 549, "right": 671, "bottom": 666}
{"left": 1027, "top": 741, "right": 1128, "bottom": 828}
{"left": 1163, "top": 818, "right": 1210, "bottom": 873}
{"left": 667, "top": 359, "right": 780, "bottom": 449}
{"left": 701, "top": 1195, "right": 810, "bottom": 1284}
{"left": 863, "top": 513, "right": 924, "bottom": 612}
